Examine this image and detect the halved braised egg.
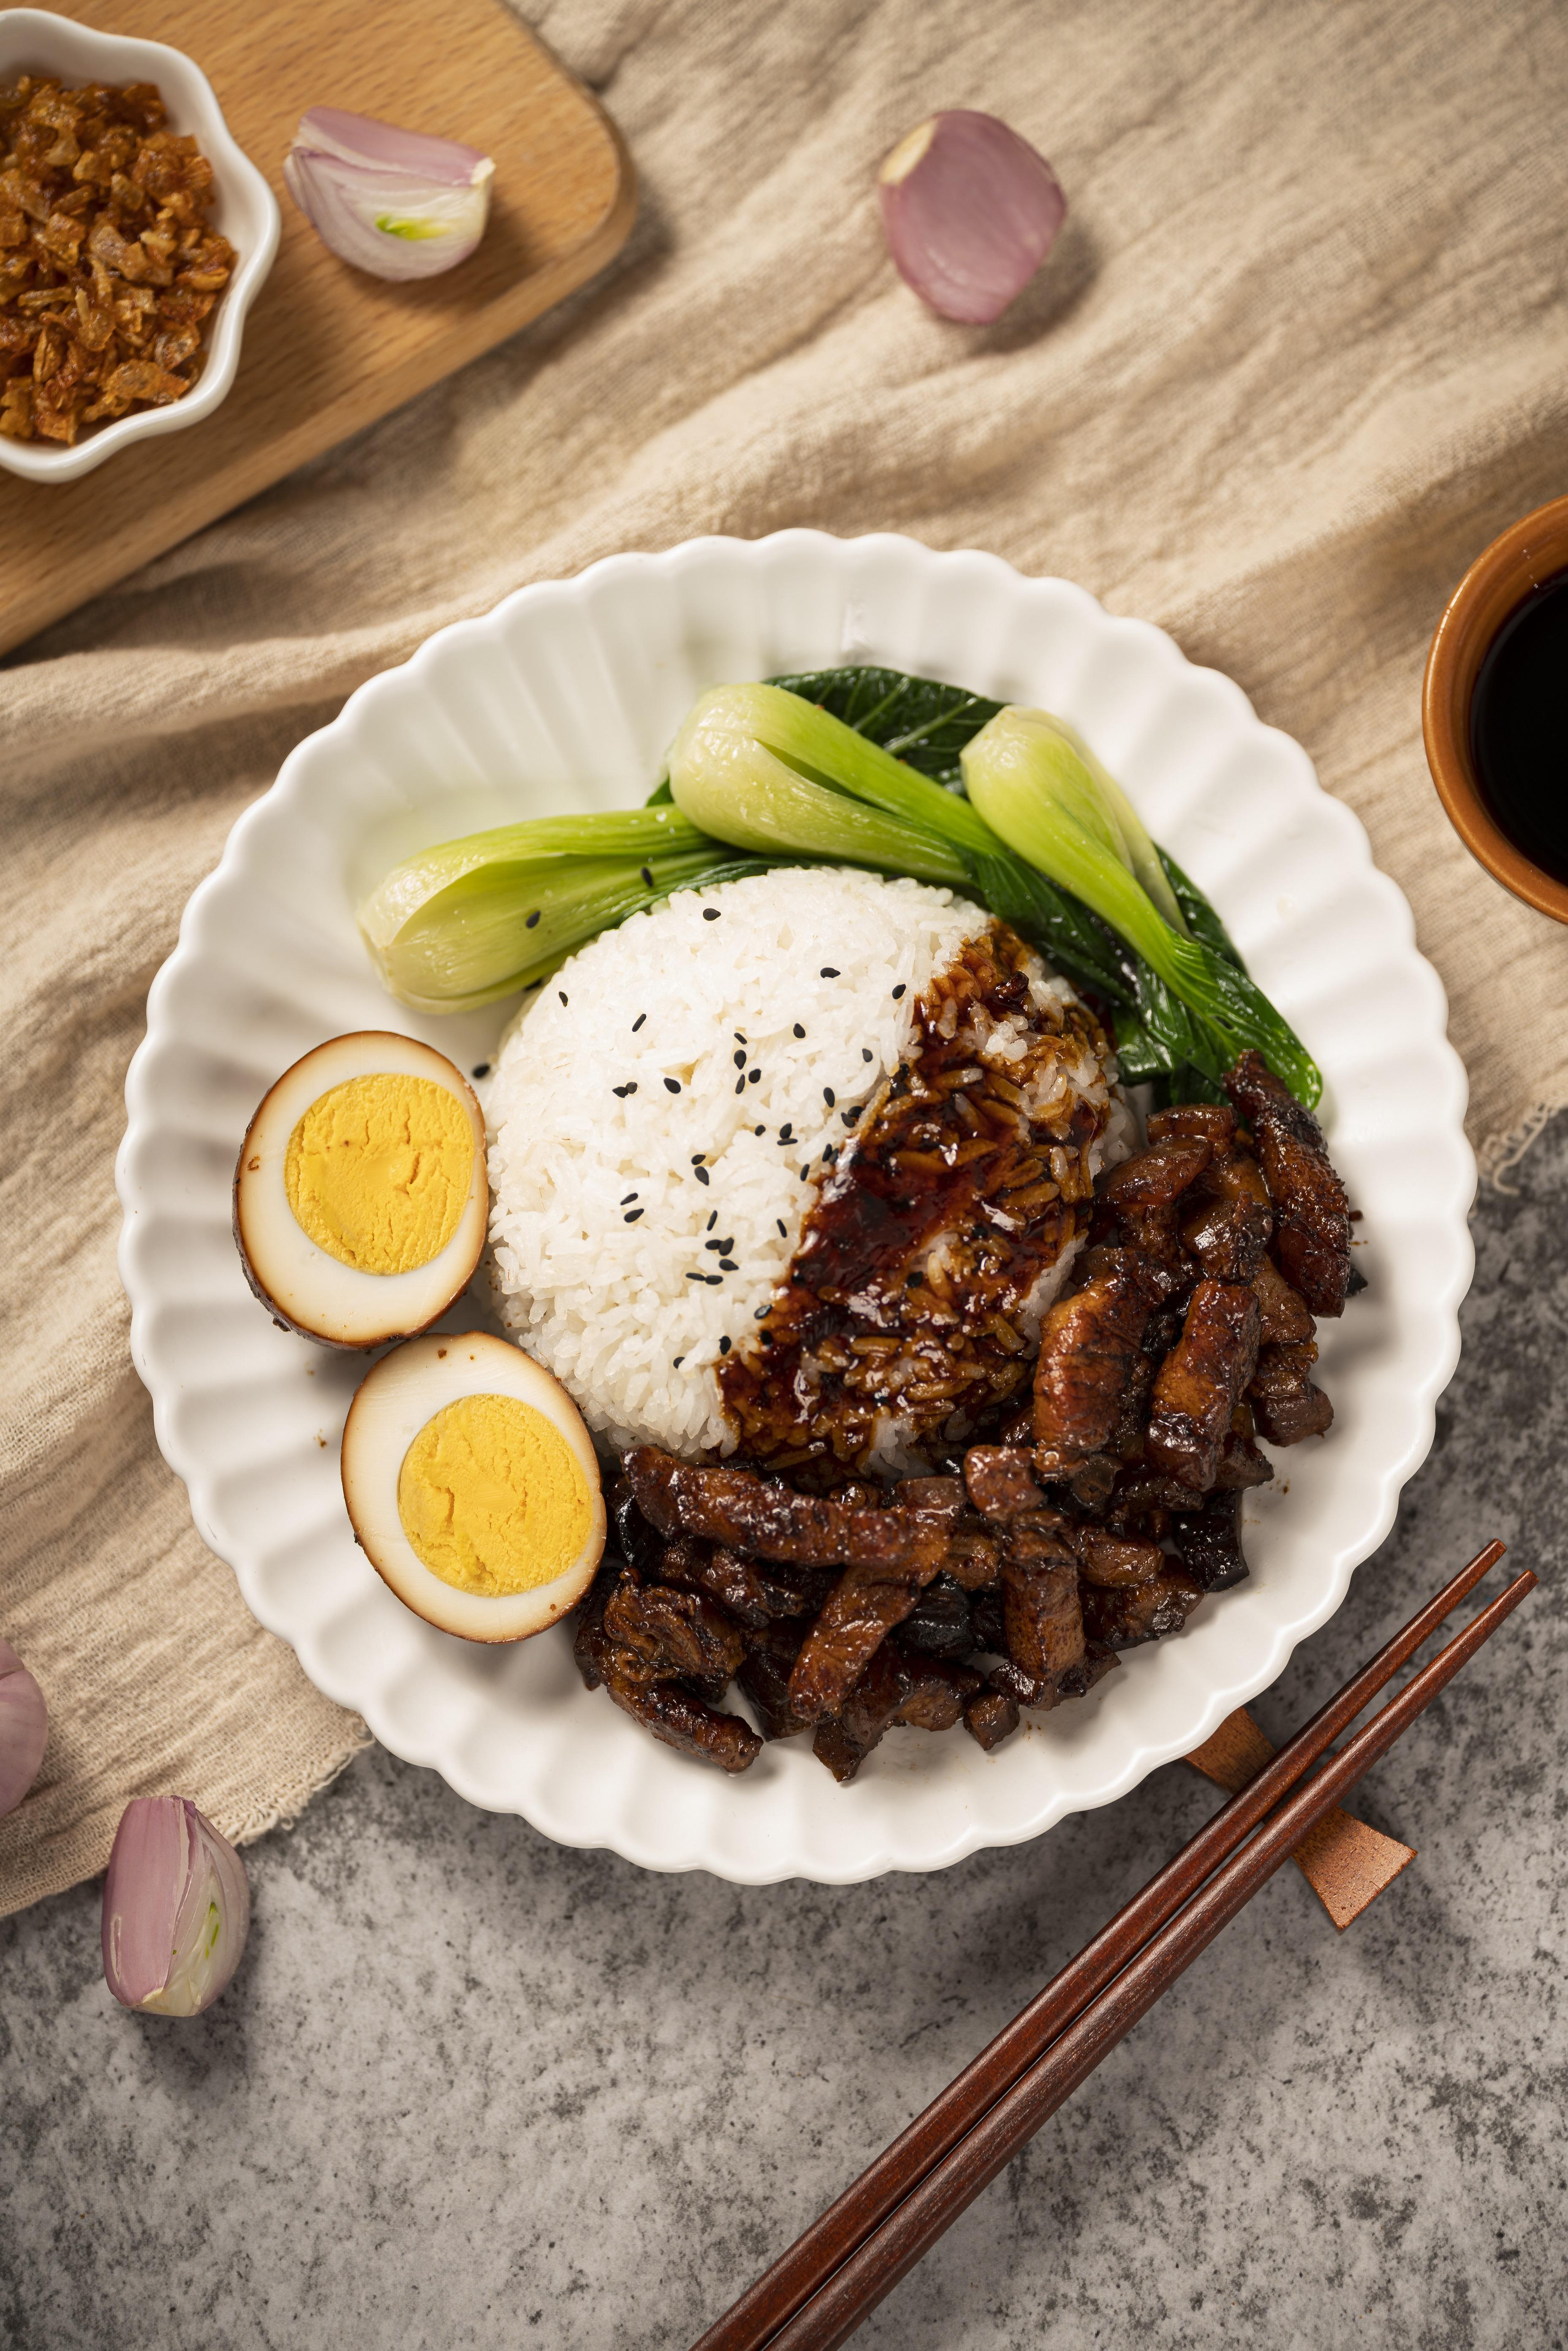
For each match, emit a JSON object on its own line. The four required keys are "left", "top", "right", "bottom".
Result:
{"left": 234, "top": 1033, "right": 487, "bottom": 1348}
{"left": 341, "top": 1332, "right": 606, "bottom": 1642}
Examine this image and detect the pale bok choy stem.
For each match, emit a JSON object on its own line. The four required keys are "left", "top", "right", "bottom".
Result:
{"left": 664, "top": 686, "right": 974, "bottom": 889}
{"left": 358, "top": 807, "right": 766, "bottom": 1014}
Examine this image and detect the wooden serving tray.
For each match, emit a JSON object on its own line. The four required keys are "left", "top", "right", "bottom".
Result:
{"left": 0, "top": 0, "right": 635, "bottom": 657}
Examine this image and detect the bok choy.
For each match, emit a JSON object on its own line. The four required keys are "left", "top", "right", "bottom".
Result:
{"left": 664, "top": 686, "right": 974, "bottom": 889}
{"left": 359, "top": 806, "right": 768, "bottom": 1013}
{"left": 961, "top": 708, "right": 1319, "bottom": 1105}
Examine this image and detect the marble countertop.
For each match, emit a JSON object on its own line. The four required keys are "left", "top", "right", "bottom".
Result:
{"left": 4, "top": 1117, "right": 1564, "bottom": 2351}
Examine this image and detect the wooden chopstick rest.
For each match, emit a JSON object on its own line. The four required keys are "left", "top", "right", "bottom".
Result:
{"left": 1186, "top": 1706, "right": 1414, "bottom": 1929}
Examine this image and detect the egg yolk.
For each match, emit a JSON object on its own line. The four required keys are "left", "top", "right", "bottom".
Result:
{"left": 284, "top": 1074, "right": 473, "bottom": 1274}
{"left": 396, "top": 1393, "right": 592, "bottom": 1596}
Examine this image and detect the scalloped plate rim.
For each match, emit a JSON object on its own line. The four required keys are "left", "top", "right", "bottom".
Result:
{"left": 116, "top": 529, "right": 1475, "bottom": 1884}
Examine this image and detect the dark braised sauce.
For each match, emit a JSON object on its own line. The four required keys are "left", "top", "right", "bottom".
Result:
{"left": 717, "top": 921, "right": 1115, "bottom": 1469}
{"left": 1471, "top": 568, "right": 1568, "bottom": 887}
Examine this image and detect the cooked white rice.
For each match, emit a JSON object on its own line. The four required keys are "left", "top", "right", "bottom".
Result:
{"left": 484, "top": 866, "right": 1125, "bottom": 1458}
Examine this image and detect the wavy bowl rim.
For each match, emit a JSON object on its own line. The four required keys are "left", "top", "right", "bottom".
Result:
{"left": 117, "top": 529, "right": 1476, "bottom": 1882}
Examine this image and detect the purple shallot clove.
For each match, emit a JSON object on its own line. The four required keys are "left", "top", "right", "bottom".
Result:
{"left": 284, "top": 106, "right": 494, "bottom": 282}
{"left": 102, "top": 1795, "right": 250, "bottom": 2017}
{"left": 878, "top": 109, "right": 1066, "bottom": 324}
{"left": 0, "top": 1636, "right": 47, "bottom": 1816}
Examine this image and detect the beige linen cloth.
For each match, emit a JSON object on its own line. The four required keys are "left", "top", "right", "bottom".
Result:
{"left": 3, "top": 0, "right": 1565, "bottom": 1915}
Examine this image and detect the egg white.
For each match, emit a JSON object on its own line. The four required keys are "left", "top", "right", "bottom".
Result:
{"left": 234, "top": 1032, "right": 488, "bottom": 1348}
{"left": 340, "top": 1330, "right": 606, "bottom": 1642}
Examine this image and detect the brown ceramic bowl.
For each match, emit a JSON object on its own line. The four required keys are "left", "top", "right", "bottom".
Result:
{"left": 1422, "top": 491, "right": 1568, "bottom": 923}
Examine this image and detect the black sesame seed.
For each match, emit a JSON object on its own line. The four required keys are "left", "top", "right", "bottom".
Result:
{"left": 471, "top": 1062, "right": 490, "bottom": 1079}
{"left": 703, "top": 908, "right": 721, "bottom": 921}
{"left": 612, "top": 1084, "right": 630, "bottom": 1098}
{"left": 692, "top": 1153, "right": 706, "bottom": 1164}
{"left": 695, "top": 1166, "right": 710, "bottom": 1185}
{"left": 624, "top": 1209, "right": 643, "bottom": 1223}
{"left": 820, "top": 966, "right": 839, "bottom": 978}
{"left": 779, "top": 1123, "right": 793, "bottom": 1140}
{"left": 754, "top": 1124, "right": 765, "bottom": 1136}
{"left": 674, "top": 1356, "right": 685, "bottom": 1368}
{"left": 633, "top": 1013, "right": 646, "bottom": 1033}
{"left": 842, "top": 1110, "right": 858, "bottom": 1127}
{"left": 719, "top": 1238, "right": 734, "bottom": 1252}
{"left": 776, "top": 1218, "right": 787, "bottom": 1237}
{"left": 734, "top": 1049, "right": 746, "bottom": 1069}
{"left": 823, "top": 1144, "right": 838, "bottom": 1163}
{"left": 756, "top": 1309, "right": 771, "bottom": 1324}
{"left": 734, "top": 1032, "right": 747, "bottom": 1044}
{"left": 621, "top": 1192, "right": 638, "bottom": 1205}
{"left": 625, "top": 1081, "right": 638, "bottom": 1095}
{"left": 664, "top": 1078, "right": 681, "bottom": 1094}
{"left": 861, "top": 1048, "right": 874, "bottom": 1063}
{"left": 718, "top": 1258, "right": 738, "bottom": 1272}
{"left": 747, "top": 1067, "right": 761, "bottom": 1084}
{"left": 735, "top": 1077, "right": 745, "bottom": 1095}
{"left": 525, "top": 910, "right": 541, "bottom": 929}
{"left": 706, "top": 1210, "right": 717, "bottom": 1231}
{"left": 718, "top": 1335, "right": 731, "bottom": 1355}
{"left": 686, "top": 1272, "right": 704, "bottom": 1282}
{"left": 793, "top": 1023, "right": 805, "bottom": 1039}
{"left": 558, "top": 991, "right": 568, "bottom": 1006}
{"left": 705, "top": 1239, "right": 723, "bottom": 1252}
{"left": 908, "top": 1269, "right": 924, "bottom": 1286}
{"left": 892, "top": 983, "right": 906, "bottom": 999}
{"left": 823, "top": 1087, "right": 835, "bottom": 1107}
{"left": 640, "top": 866, "right": 654, "bottom": 887}
{"left": 707, "top": 1273, "right": 723, "bottom": 1285}
{"left": 800, "top": 1165, "right": 810, "bottom": 1180}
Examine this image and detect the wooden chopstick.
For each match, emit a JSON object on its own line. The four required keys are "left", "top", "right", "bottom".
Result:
{"left": 751, "top": 1561, "right": 1538, "bottom": 2351}
{"left": 692, "top": 1541, "right": 1510, "bottom": 2351}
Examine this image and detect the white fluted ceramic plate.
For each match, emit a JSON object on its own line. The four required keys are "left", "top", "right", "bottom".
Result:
{"left": 117, "top": 532, "right": 1473, "bottom": 1884}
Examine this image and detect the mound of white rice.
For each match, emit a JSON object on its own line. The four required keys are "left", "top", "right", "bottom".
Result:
{"left": 484, "top": 867, "right": 1122, "bottom": 1458}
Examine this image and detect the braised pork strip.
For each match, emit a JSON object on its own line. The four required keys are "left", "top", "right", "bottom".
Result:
{"left": 1226, "top": 1049, "right": 1352, "bottom": 1315}
{"left": 1145, "top": 1280, "right": 1262, "bottom": 1492}
{"left": 625, "top": 1446, "right": 951, "bottom": 1575}
{"left": 1250, "top": 1341, "right": 1334, "bottom": 1444}
{"left": 605, "top": 1674, "right": 764, "bottom": 1773}
{"left": 601, "top": 1579, "right": 748, "bottom": 1684}
{"left": 814, "top": 1648, "right": 984, "bottom": 1783}
{"left": 1031, "top": 1250, "right": 1161, "bottom": 1473}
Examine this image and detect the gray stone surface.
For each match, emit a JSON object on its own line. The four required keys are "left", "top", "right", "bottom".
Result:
{"left": 4, "top": 1120, "right": 1566, "bottom": 2351}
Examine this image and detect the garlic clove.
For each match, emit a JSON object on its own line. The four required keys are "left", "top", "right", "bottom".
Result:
{"left": 878, "top": 109, "right": 1066, "bottom": 325}
{"left": 0, "top": 1637, "right": 47, "bottom": 1818}
{"left": 102, "top": 1796, "right": 250, "bottom": 2018}
{"left": 284, "top": 106, "right": 494, "bottom": 283}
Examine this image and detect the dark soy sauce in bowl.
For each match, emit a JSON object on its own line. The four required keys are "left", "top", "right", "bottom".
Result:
{"left": 1470, "top": 569, "right": 1568, "bottom": 888}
